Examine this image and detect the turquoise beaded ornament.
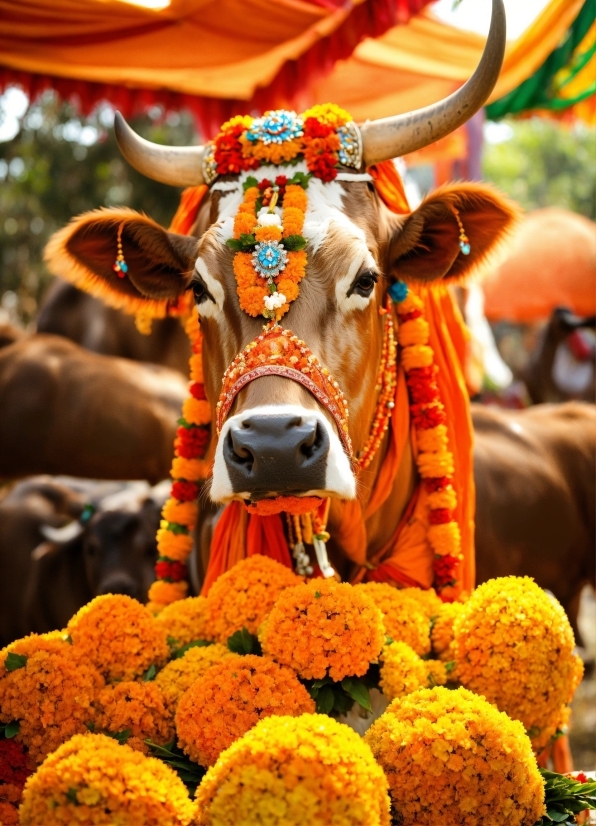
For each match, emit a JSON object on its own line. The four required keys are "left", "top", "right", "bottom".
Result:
{"left": 245, "top": 111, "right": 304, "bottom": 145}
{"left": 453, "top": 207, "right": 471, "bottom": 256}
{"left": 112, "top": 222, "right": 129, "bottom": 278}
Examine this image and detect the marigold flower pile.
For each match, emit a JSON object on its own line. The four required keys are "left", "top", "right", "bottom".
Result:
{"left": 195, "top": 714, "right": 391, "bottom": 826}
{"left": 176, "top": 654, "right": 315, "bottom": 766}
{"left": 94, "top": 680, "right": 174, "bottom": 754}
{"left": 431, "top": 600, "right": 464, "bottom": 661}
{"left": 19, "top": 733, "right": 196, "bottom": 826}
{"left": 451, "top": 576, "right": 584, "bottom": 752}
{"left": 155, "top": 595, "right": 213, "bottom": 648}
{"left": 155, "top": 643, "right": 233, "bottom": 718}
{"left": 356, "top": 581, "right": 432, "bottom": 656}
{"left": 379, "top": 641, "right": 428, "bottom": 701}
{"left": 260, "top": 578, "right": 385, "bottom": 681}
{"left": 205, "top": 555, "right": 302, "bottom": 641}
{"left": 365, "top": 686, "right": 546, "bottom": 826}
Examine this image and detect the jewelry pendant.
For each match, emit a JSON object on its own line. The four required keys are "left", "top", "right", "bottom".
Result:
{"left": 112, "top": 222, "right": 129, "bottom": 278}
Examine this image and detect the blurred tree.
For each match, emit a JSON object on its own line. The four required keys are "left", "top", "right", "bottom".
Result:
{"left": 483, "top": 117, "right": 596, "bottom": 220}
{"left": 0, "top": 91, "right": 197, "bottom": 325}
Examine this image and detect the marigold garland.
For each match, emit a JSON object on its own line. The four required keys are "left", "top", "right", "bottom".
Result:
{"left": 155, "top": 595, "right": 213, "bottom": 648}
{"left": 194, "top": 713, "right": 391, "bottom": 826}
{"left": 260, "top": 579, "right": 385, "bottom": 681}
{"left": 379, "top": 641, "right": 428, "bottom": 701}
{"left": 451, "top": 576, "right": 584, "bottom": 753}
{"left": 19, "top": 733, "right": 196, "bottom": 826}
{"left": 94, "top": 681, "right": 174, "bottom": 753}
{"left": 176, "top": 654, "right": 315, "bottom": 767}
{"left": 0, "top": 635, "right": 102, "bottom": 765}
{"left": 356, "top": 582, "right": 431, "bottom": 657}
{"left": 66, "top": 594, "right": 169, "bottom": 682}
{"left": 365, "top": 686, "right": 545, "bottom": 826}
{"left": 155, "top": 644, "right": 233, "bottom": 718}
{"left": 205, "top": 555, "right": 302, "bottom": 642}
{"left": 391, "top": 282, "right": 463, "bottom": 598}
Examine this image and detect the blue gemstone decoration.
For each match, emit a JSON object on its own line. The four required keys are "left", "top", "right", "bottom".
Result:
{"left": 120, "top": 261, "right": 128, "bottom": 272}
{"left": 459, "top": 240, "right": 471, "bottom": 256}
{"left": 252, "top": 241, "right": 288, "bottom": 279}
{"left": 389, "top": 280, "right": 408, "bottom": 303}
{"left": 246, "top": 110, "right": 304, "bottom": 145}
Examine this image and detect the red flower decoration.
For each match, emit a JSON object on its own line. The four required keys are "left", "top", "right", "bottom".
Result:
{"left": 400, "top": 309, "right": 424, "bottom": 322}
{"left": 407, "top": 381, "right": 440, "bottom": 406}
{"left": 0, "top": 739, "right": 34, "bottom": 788}
{"left": 172, "top": 480, "right": 200, "bottom": 502}
{"left": 429, "top": 508, "right": 454, "bottom": 525}
{"left": 433, "top": 554, "right": 460, "bottom": 586}
{"left": 410, "top": 403, "right": 447, "bottom": 430}
{"left": 190, "top": 382, "right": 207, "bottom": 401}
{"left": 424, "top": 477, "right": 453, "bottom": 493}
{"left": 155, "top": 560, "right": 188, "bottom": 582}
{"left": 175, "top": 426, "right": 210, "bottom": 459}
{"left": 303, "top": 117, "right": 334, "bottom": 139}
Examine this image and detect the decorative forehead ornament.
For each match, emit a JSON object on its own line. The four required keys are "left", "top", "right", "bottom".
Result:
{"left": 202, "top": 104, "right": 363, "bottom": 322}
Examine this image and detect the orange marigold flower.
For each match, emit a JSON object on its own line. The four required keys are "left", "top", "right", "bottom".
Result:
{"left": 356, "top": 582, "right": 431, "bottom": 657}
{"left": 275, "top": 277, "right": 300, "bottom": 303}
{"left": 155, "top": 596, "right": 213, "bottom": 648}
{"left": 452, "top": 577, "right": 585, "bottom": 753}
{"left": 95, "top": 681, "right": 174, "bottom": 752}
{"left": 401, "top": 344, "right": 434, "bottom": 371}
{"left": 254, "top": 225, "right": 282, "bottom": 242}
{"left": 425, "top": 658, "right": 449, "bottom": 687}
{"left": 283, "top": 184, "right": 308, "bottom": 211}
{"left": 379, "top": 641, "right": 427, "bottom": 701}
{"left": 261, "top": 579, "right": 385, "bottom": 681}
{"left": 427, "top": 521, "right": 461, "bottom": 557}
{"left": 19, "top": 733, "right": 196, "bottom": 826}
{"left": 181, "top": 398, "right": 211, "bottom": 428}
{"left": 155, "top": 644, "right": 232, "bottom": 716}
{"left": 171, "top": 455, "right": 207, "bottom": 482}
{"left": 195, "top": 713, "right": 390, "bottom": 826}
{"left": 206, "top": 555, "right": 301, "bottom": 640}
{"left": 189, "top": 353, "right": 204, "bottom": 383}
{"left": 398, "top": 292, "right": 424, "bottom": 315}
{"left": 234, "top": 211, "right": 257, "bottom": 238}
{"left": 148, "top": 580, "right": 188, "bottom": 606}
{"left": 175, "top": 654, "right": 315, "bottom": 766}
{"left": 0, "top": 801, "right": 19, "bottom": 824}
{"left": 417, "top": 450, "right": 455, "bottom": 479}
{"left": 281, "top": 211, "right": 305, "bottom": 237}
{"left": 397, "top": 587, "right": 444, "bottom": 620}
{"left": 67, "top": 594, "right": 169, "bottom": 682}
{"left": 417, "top": 424, "right": 449, "bottom": 453}
{"left": 156, "top": 528, "right": 193, "bottom": 561}
{"left": 398, "top": 317, "right": 430, "bottom": 347}
{"left": 244, "top": 137, "right": 303, "bottom": 164}
{"left": 238, "top": 285, "right": 268, "bottom": 317}
{"left": 365, "top": 687, "right": 545, "bottom": 826}
{"left": 284, "top": 249, "right": 307, "bottom": 281}
{"left": 431, "top": 601, "right": 463, "bottom": 661}
{"left": 0, "top": 635, "right": 102, "bottom": 765}
{"left": 162, "top": 499, "right": 198, "bottom": 530}
{"left": 244, "top": 495, "right": 321, "bottom": 517}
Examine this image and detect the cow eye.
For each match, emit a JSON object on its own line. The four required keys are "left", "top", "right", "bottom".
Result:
{"left": 350, "top": 270, "right": 378, "bottom": 298}
{"left": 192, "top": 277, "right": 214, "bottom": 305}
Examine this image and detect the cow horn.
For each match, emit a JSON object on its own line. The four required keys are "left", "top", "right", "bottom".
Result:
{"left": 359, "top": 0, "right": 506, "bottom": 166}
{"left": 40, "top": 521, "right": 84, "bottom": 543}
{"left": 114, "top": 112, "right": 206, "bottom": 187}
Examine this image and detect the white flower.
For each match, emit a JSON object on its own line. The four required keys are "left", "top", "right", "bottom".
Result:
{"left": 257, "top": 207, "right": 282, "bottom": 225}
{"left": 263, "top": 292, "right": 287, "bottom": 311}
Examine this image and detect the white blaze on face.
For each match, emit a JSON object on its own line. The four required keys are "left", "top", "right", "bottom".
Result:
{"left": 210, "top": 404, "right": 356, "bottom": 504}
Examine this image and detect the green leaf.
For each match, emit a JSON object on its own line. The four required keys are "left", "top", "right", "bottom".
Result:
{"left": 5, "top": 653, "right": 27, "bottom": 671}
{"left": 4, "top": 720, "right": 20, "bottom": 738}
{"left": 172, "top": 639, "right": 213, "bottom": 659}
{"left": 105, "top": 729, "right": 131, "bottom": 745}
{"left": 145, "top": 739, "right": 206, "bottom": 794}
{"left": 227, "top": 628, "right": 261, "bottom": 656}
{"left": 85, "top": 721, "right": 95, "bottom": 732}
{"left": 546, "top": 812, "right": 573, "bottom": 823}
{"left": 314, "top": 591, "right": 321, "bottom": 599}
{"left": 288, "top": 171, "right": 312, "bottom": 189}
{"left": 341, "top": 678, "right": 372, "bottom": 713}
{"left": 526, "top": 726, "right": 542, "bottom": 739}
{"left": 243, "top": 176, "right": 259, "bottom": 192}
{"left": 282, "top": 235, "right": 307, "bottom": 251}
{"left": 316, "top": 685, "right": 335, "bottom": 715}
{"left": 66, "top": 788, "right": 79, "bottom": 805}
{"left": 225, "top": 238, "right": 243, "bottom": 252}
{"left": 444, "top": 661, "right": 456, "bottom": 673}
{"left": 142, "top": 664, "right": 157, "bottom": 682}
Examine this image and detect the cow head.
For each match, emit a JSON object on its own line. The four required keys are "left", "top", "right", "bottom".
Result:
{"left": 46, "top": 0, "right": 516, "bottom": 508}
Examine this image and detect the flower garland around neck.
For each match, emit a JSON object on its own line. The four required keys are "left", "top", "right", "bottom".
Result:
{"left": 147, "top": 311, "right": 211, "bottom": 614}
{"left": 389, "top": 281, "right": 462, "bottom": 600}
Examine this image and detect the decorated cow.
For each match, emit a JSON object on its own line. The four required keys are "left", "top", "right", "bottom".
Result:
{"left": 45, "top": 0, "right": 517, "bottom": 610}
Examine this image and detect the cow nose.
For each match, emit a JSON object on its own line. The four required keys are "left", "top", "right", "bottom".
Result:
{"left": 224, "top": 414, "right": 329, "bottom": 496}
{"left": 97, "top": 575, "right": 140, "bottom": 600}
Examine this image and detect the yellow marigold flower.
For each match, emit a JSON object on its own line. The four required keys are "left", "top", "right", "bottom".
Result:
{"left": 398, "top": 292, "right": 424, "bottom": 314}
{"left": 19, "top": 733, "right": 196, "bottom": 826}
{"left": 220, "top": 114, "right": 254, "bottom": 133}
{"left": 302, "top": 103, "right": 353, "bottom": 127}
{"left": 0, "top": 635, "right": 102, "bottom": 765}
{"left": 401, "top": 344, "right": 434, "bottom": 371}
{"left": 206, "top": 555, "right": 301, "bottom": 642}
{"left": 356, "top": 582, "right": 431, "bottom": 657}
{"left": 417, "top": 450, "right": 455, "bottom": 479}
{"left": 452, "top": 577, "right": 584, "bottom": 753}
{"left": 180, "top": 397, "right": 211, "bottom": 428}
{"left": 162, "top": 499, "right": 198, "bottom": 530}
{"left": 430, "top": 601, "right": 463, "bottom": 661}
{"left": 156, "top": 527, "right": 193, "bottom": 561}
{"left": 398, "top": 587, "right": 443, "bottom": 619}
{"left": 155, "top": 644, "right": 232, "bottom": 717}
{"left": 379, "top": 642, "right": 427, "bottom": 701}
{"left": 424, "top": 658, "right": 448, "bottom": 687}
{"left": 148, "top": 580, "right": 188, "bottom": 606}
{"left": 176, "top": 655, "right": 315, "bottom": 767}
{"left": 261, "top": 579, "right": 385, "bottom": 681}
{"left": 427, "top": 521, "right": 461, "bottom": 557}
{"left": 398, "top": 317, "right": 430, "bottom": 347}
{"left": 95, "top": 681, "right": 174, "bottom": 752}
{"left": 155, "top": 596, "right": 213, "bottom": 648}
{"left": 417, "top": 424, "right": 449, "bottom": 454}
{"left": 67, "top": 594, "right": 170, "bottom": 682}
{"left": 366, "top": 687, "right": 545, "bottom": 826}
{"left": 195, "top": 713, "right": 390, "bottom": 826}
{"left": 427, "top": 486, "right": 457, "bottom": 510}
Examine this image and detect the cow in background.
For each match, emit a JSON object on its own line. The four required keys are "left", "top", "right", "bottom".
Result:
{"left": 474, "top": 401, "right": 596, "bottom": 647}
{"left": 524, "top": 308, "right": 596, "bottom": 405}
{"left": 0, "top": 477, "right": 169, "bottom": 644}
{"left": 0, "top": 333, "right": 187, "bottom": 483}
{"left": 38, "top": 279, "right": 191, "bottom": 376}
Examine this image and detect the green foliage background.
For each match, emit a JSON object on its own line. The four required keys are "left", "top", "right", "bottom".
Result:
{"left": 0, "top": 91, "right": 594, "bottom": 326}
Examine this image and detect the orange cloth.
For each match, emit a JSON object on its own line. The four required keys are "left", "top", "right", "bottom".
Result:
{"left": 169, "top": 186, "right": 208, "bottom": 235}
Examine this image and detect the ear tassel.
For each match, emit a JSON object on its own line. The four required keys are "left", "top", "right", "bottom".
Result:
{"left": 112, "top": 222, "right": 129, "bottom": 277}
{"left": 452, "top": 207, "right": 471, "bottom": 256}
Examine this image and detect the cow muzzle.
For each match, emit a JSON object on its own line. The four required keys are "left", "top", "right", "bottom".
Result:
{"left": 211, "top": 404, "right": 356, "bottom": 503}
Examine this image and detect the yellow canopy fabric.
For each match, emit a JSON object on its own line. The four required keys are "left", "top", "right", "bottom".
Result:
{"left": 307, "top": 0, "right": 587, "bottom": 120}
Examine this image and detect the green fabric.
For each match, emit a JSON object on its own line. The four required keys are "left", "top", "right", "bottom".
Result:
{"left": 486, "top": 0, "right": 596, "bottom": 119}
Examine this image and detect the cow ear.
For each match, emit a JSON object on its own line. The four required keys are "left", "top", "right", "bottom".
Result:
{"left": 388, "top": 183, "right": 519, "bottom": 284}
{"left": 44, "top": 208, "right": 199, "bottom": 315}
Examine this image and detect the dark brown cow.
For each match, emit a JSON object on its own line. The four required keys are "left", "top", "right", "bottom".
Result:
{"left": 474, "top": 402, "right": 596, "bottom": 643}
{"left": 0, "top": 478, "right": 167, "bottom": 644}
{"left": 0, "top": 334, "right": 187, "bottom": 483}
{"left": 38, "top": 279, "right": 191, "bottom": 375}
